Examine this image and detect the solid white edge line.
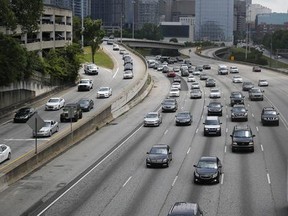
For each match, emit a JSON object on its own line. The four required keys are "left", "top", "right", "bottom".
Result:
{"left": 4, "top": 138, "right": 50, "bottom": 141}
{"left": 221, "top": 173, "right": 224, "bottom": 185}
{"left": 226, "top": 128, "right": 228, "bottom": 133}
{"left": 172, "top": 176, "right": 178, "bottom": 187}
{"left": 123, "top": 176, "right": 132, "bottom": 187}
{"left": 187, "top": 147, "right": 191, "bottom": 154}
{"left": 37, "top": 125, "right": 143, "bottom": 215}
{"left": 267, "top": 173, "right": 271, "bottom": 184}
{"left": 252, "top": 113, "right": 254, "bottom": 118}
{"left": 224, "top": 146, "right": 227, "bottom": 153}
{"left": 256, "top": 126, "right": 259, "bottom": 132}
{"left": 164, "top": 130, "right": 168, "bottom": 135}
{"left": 261, "top": 145, "right": 264, "bottom": 151}
{"left": 196, "top": 128, "right": 199, "bottom": 133}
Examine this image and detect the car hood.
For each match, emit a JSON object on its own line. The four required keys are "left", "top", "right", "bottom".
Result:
{"left": 195, "top": 168, "right": 217, "bottom": 175}
{"left": 46, "top": 102, "right": 59, "bottom": 105}
{"left": 233, "top": 137, "right": 253, "bottom": 142}
{"left": 176, "top": 117, "right": 190, "bottom": 121}
{"left": 205, "top": 125, "right": 220, "bottom": 129}
{"left": 147, "top": 154, "right": 168, "bottom": 160}
{"left": 39, "top": 126, "right": 51, "bottom": 132}
{"left": 144, "top": 117, "right": 159, "bottom": 121}
{"left": 208, "top": 107, "right": 221, "bottom": 111}
{"left": 262, "top": 114, "right": 277, "bottom": 118}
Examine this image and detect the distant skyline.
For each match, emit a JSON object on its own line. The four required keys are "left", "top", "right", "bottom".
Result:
{"left": 253, "top": 0, "right": 288, "bottom": 13}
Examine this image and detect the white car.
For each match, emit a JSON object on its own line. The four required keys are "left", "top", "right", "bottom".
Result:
{"left": 0, "top": 144, "right": 11, "bottom": 163}
{"left": 97, "top": 87, "right": 112, "bottom": 98}
{"left": 45, "top": 97, "right": 65, "bottom": 110}
{"left": 230, "top": 66, "right": 239, "bottom": 73}
{"left": 258, "top": 79, "right": 269, "bottom": 87}
{"left": 232, "top": 75, "right": 243, "bottom": 83}
{"left": 78, "top": 78, "right": 93, "bottom": 91}
{"left": 113, "top": 44, "right": 119, "bottom": 50}
{"left": 187, "top": 75, "right": 196, "bottom": 82}
{"left": 171, "top": 82, "right": 181, "bottom": 90}
{"left": 169, "top": 87, "right": 180, "bottom": 97}
{"left": 123, "top": 70, "right": 134, "bottom": 79}
{"left": 33, "top": 120, "right": 59, "bottom": 137}
{"left": 209, "top": 88, "right": 221, "bottom": 98}
{"left": 191, "top": 82, "right": 200, "bottom": 89}
{"left": 190, "top": 89, "right": 202, "bottom": 99}
{"left": 144, "top": 112, "right": 162, "bottom": 127}
{"left": 192, "top": 70, "right": 201, "bottom": 75}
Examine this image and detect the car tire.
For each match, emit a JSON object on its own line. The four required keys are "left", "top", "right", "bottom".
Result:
{"left": 216, "top": 174, "right": 220, "bottom": 183}
{"left": 49, "top": 131, "right": 52, "bottom": 137}
{"left": 193, "top": 178, "right": 197, "bottom": 184}
{"left": 232, "top": 147, "right": 235, "bottom": 153}
{"left": 56, "top": 126, "right": 59, "bottom": 132}
{"left": 251, "top": 148, "right": 254, "bottom": 153}
{"left": 7, "top": 152, "right": 11, "bottom": 160}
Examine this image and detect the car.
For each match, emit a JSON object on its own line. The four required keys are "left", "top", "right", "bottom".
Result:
{"left": 146, "top": 144, "right": 172, "bottom": 167}
{"left": 175, "top": 111, "right": 192, "bottom": 126}
{"left": 230, "top": 125, "right": 255, "bottom": 152}
{"left": 191, "top": 82, "right": 200, "bottom": 89}
{"left": 169, "top": 87, "right": 180, "bottom": 97}
{"left": 229, "top": 66, "right": 239, "bottom": 73}
{"left": 232, "top": 75, "right": 243, "bottom": 83}
{"left": 192, "top": 70, "right": 201, "bottom": 75}
{"left": 242, "top": 81, "right": 254, "bottom": 91}
{"left": 258, "top": 79, "right": 269, "bottom": 87}
{"left": 124, "top": 58, "right": 133, "bottom": 65}
{"left": 218, "top": 64, "right": 228, "bottom": 75}
{"left": 206, "top": 78, "right": 216, "bottom": 87}
{"left": 157, "top": 64, "right": 164, "bottom": 71}
{"left": 230, "top": 91, "right": 245, "bottom": 106}
{"left": 184, "top": 59, "right": 192, "bottom": 66}
{"left": 78, "top": 98, "right": 94, "bottom": 112}
{"left": 112, "top": 44, "right": 119, "bottom": 50}
{"left": 249, "top": 87, "right": 264, "bottom": 101}
{"left": 231, "top": 104, "right": 248, "bottom": 121}
{"left": 14, "top": 107, "right": 36, "bottom": 123}
{"left": 167, "top": 202, "right": 203, "bottom": 216}
{"left": 181, "top": 69, "right": 189, "bottom": 77}
{"left": 203, "top": 64, "right": 211, "bottom": 69}
{"left": 162, "top": 65, "right": 170, "bottom": 73}
{"left": 203, "top": 116, "right": 222, "bottom": 136}
{"left": 124, "top": 63, "right": 133, "bottom": 71}
{"left": 45, "top": 97, "right": 65, "bottom": 111}
{"left": 173, "top": 66, "right": 180, "bottom": 72}
{"left": 77, "top": 78, "right": 93, "bottom": 91}
{"left": 97, "top": 87, "right": 112, "bottom": 98}
{"left": 60, "top": 103, "right": 83, "bottom": 122}
{"left": 188, "top": 67, "right": 194, "bottom": 73}
{"left": 123, "top": 70, "right": 134, "bottom": 79}
{"left": 0, "top": 144, "right": 11, "bottom": 163}
{"left": 190, "top": 89, "right": 202, "bottom": 99}
{"left": 209, "top": 88, "right": 221, "bottom": 98}
{"left": 195, "top": 65, "right": 203, "bottom": 72}
{"left": 199, "top": 73, "right": 209, "bottom": 80}
{"left": 144, "top": 112, "right": 162, "bottom": 127}
{"left": 162, "top": 98, "right": 178, "bottom": 112}
{"left": 207, "top": 101, "right": 223, "bottom": 116}
{"left": 252, "top": 66, "right": 261, "bottom": 72}
{"left": 171, "top": 82, "right": 181, "bottom": 90}
{"left": 261, "top": 107, "right": 279, "bottom": 126}
{"left": 33, "top": 120, "right": 59, "bottom": 137}
{"left": 119, "top": 49, "right": 126, "bottom": 55}
{"left": 187, "top": 74, "right": 196, "bottom": 82}
{"left": 84, "top": 63, "right": 99, "bottom": 75}
{"left": 166, "top": 69, "right": 176, "bottom": 77}
{"left": 173, "top": 76, "right": 181, "bottom": 83}
{"left": 193, "top": 156, "right": 222, "bottom": 184}
{"left": 180, "top": 64, "right": 189, "bottom": 72}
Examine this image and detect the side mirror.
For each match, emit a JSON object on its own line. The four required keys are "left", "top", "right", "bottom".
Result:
{"left": 220, "top": 122, "right": 222, "bottom": 124}
{"left": 218, "top": 165, "right": 222, "bottom": 168}
{"left": 230, "top": 135, "right": 233, "bottom": 137}
{"left": 193, "top": 164, "right": 197, "bottom": 167}
{"left": 146, "top": 152, "right": 149, "bottom": 154}
{"left": 252, "top": 135, "right": 256, "bottom": 137}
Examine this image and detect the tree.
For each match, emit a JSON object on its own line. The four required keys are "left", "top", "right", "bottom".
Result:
{"left": 0, "top": 0, "right": 43, "bottom": 33}
{"left": 72, "top": 16, "right": 82, "bottom": 44}
{"left": 138, "top": 23, "right": 163, "bottom": 41}
{"left": 83, "top": 18, "right": 105, "bottom": 63}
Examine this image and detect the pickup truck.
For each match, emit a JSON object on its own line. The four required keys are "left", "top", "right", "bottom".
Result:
{"left": 78, "top": 79, "right": 93, "bottom": 91}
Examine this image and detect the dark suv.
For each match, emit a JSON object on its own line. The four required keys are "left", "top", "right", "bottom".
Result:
{"left": 230, "top": 91, "right": 245, "bottom": 106}
{"left": 261, "top": 107, "right": 279, "bottom": 126}
{"left": 207, "top": 101, "right": 223, "bottom": 116}
{"left": 60, "top": 103, "right": 83, "bottom": 122}
{"left": 167, "top": 202, "right": 203, "bottom": 216}
{"left": 230, "top": 125, "right": 255, "bottom": 152}
{"left": 231, "top": 104, "right": 248, "bottom": 121}
{"left": 162, "top": 98, "right": 178, "bottom": 112}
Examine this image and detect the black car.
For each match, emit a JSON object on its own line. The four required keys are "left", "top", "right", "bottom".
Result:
{"left": 205, "top": 78, "right": 216, "bottom": 87}
{"left": 167, "top": 202, "right": 203, "bottom": 216}
{"left": 231, "top": 104, "right": 248, "bottom": 121}
{"left": 230, "top": 91, "right": 245, "bottom": 106}
{"left": 78, "top": 98, "right": 94, "bottom": 112}
{"left": 193, "top": 156, "right": 222, "bottom": 184}
{"left": 242, "top": 81, "right": 254, "bottom": 91}
{"left": 175, "top": 112, "right": 192, "bottom": 126}
{"left": 162, "top": 98, "right": 178, "bottom": 112}
{"left": 14, "top": 107, "right": 36, "bottom": 123}
{"left": 230, "top": 125, "right": 255, "bottom": 152}
{"left": 203, "top": 64, "right": 211, "bottom": 70}
{"left": 200, "top": 73, "right": 209, "bottom": 80}
{"left": 146, "top": 144, "right": 172, "bottom": 167}
{"left": 261, "top": 107, "right": 279, "bottom": 126}
{"left": 207, "top": 101, "right": 223, "bottom": 116}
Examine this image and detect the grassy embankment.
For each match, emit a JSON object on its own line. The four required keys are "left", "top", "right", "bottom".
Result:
{"left": 79, "top": 46, "right": 114, "bottom": 70}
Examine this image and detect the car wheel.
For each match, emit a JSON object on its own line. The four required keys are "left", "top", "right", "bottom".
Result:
{"left": 232, "top": 147, "right": 235, "bottom": 153}
{"left": 7, "top": 152, "right": 11, "bottom": 160}
{"left": 56, "top": 126, "right": 59, "bottom": 132}
{"left": 276, "top": 121, "right": 279, "bottom": 126}
{"left": 193, "top": 177, "right": 197, "bottom": 184}
{"left": 251, "top": 148, "right": 254, "bottom": 153}
{"left": 216, "top": 174, "right": 220, "bottom": 183}
{"left": 49, "top": 130, "right": 52, "bottom": 137}
{"left": 58, "top": 105, "right": 60, "bottom": 110}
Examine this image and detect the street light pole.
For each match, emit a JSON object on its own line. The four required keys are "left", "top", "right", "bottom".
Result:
{"left": 132, "top": 1, "right": 135, "bottom": 39}
{"left": 81, "top": 0, "right": 84, "bottom": 49}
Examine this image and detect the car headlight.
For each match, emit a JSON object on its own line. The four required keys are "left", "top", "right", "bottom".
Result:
{"left": 216, "top": 128, "right": 220, "bottom": 131}
{"left": 194, "top": 172, "right": 199, "bottom": 177}
{"left": 231, "top": 113, "right": 235, "bottom": 116}
{"left": 244, "top": 113, "right": 248, "bottom": 116}
{"left": 146, "top": 158, "right": 151, "bottom": 162}
{"left": 249, "top": 141, "right": 254, "bottom": 145}
{"left": 163, "top": 158, "right": 168, "bottom": 163}
{"left": 212, "top": 173, "right": 218, "bottom": 178}
{"left": 205, "top": 128, "right": 209, "bottom": 131}
{"left": 232, "top": 142, "right": 237, "bottom": 145}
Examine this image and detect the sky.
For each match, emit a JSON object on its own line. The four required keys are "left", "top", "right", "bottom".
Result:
{"left": 253, "top": 0, "right": 288, "bottom": 13}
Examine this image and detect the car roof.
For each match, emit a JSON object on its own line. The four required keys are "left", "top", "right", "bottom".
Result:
{"left": 152, "top": 144, "right": 169, "bottom": 148}
{"left": 206, "top": 116, "right": 219, "bottom": 120}
{"left": 169, "top": 202, "right": 198, "bottom": 215}
{"left": 199, "top": 156, "right": 218, "bottom": 162}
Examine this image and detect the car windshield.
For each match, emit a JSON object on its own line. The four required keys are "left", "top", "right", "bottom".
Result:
{"left": 80, "top": 80, "right": 89, "bottom": 83}
{"left": 234, "top": 130, "right": 251, "bottom": 138}
{"left": 163, "top": 100, "right": 175, "bottom": 105}
{"left": 211, "top": 89, "right": 219, "bottom": 93}
{"left": 18, "top": 108, "right": 30, "bottom": 114}
{"left": 209, "top": 103, "right": 221, "bottom": 108}
{"left": 79, "top": 100, "right": 89, "bottom": 105}
{"left": 264, "top": 110, "right": 277, "bottom": 115}
{"left": 191, "top": 90, "right": 200, "bottom": 93}
{"left": 48, "top": 98, "right": 60, "bottom": 103}
{"left": 251, "top": 89, "right": 261, "bottom": 93}
{"left": 146, "top": 113, "right": 158, "bottom": 118}
{"left": 205, "top": 120, "right": 219, "bottom": 125}
{"left": 150, "top": 147, "right": 167, "bottom": 155}
{"left": 259, "top": 80, "right": 266, "bottom": 82}
{"left": 177, "top": 113, "right": 190, "bottom": 118}
{"left": 233, "top": 107, "right": 246, "bottom": 112}
{"left": 43, "top": 121, "right": 51, "bottom": 127}
{"left": 232, "top": 94, "right": 242, "bottom": 98}
{"left": 99, "top": 88, "right": 109, "bottom": 91}
{"left": 197, "top": 161, "right": 217, "bottom": 169}
{"left": 170, "top": 88, "right": 178, "bottom": 92}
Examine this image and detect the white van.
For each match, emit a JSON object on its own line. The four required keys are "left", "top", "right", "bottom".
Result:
{"left": 218, "top": 65, "right": 228, "bottom": 75}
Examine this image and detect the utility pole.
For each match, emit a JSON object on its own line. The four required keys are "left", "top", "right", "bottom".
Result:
{"left": 81, "top": 0, "right": 84, "bottom": 49}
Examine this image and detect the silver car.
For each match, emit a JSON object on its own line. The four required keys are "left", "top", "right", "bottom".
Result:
{"left": 33, "top": 120, "right": 59, "bottom": 137}
{"left": 144, "top": 112, "right": 162, "bottom": 127}
{"left": 190, "top": 89, "right": 202, "bottom": 99}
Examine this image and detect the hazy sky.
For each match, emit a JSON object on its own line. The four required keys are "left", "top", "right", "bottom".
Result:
{"left": 253, "top": 0, "right": 288, "bottom": 13}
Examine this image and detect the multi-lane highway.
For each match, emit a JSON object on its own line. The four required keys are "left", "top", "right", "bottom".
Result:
{"left": 0, "top": 47, "right": 288, "bottom": 216}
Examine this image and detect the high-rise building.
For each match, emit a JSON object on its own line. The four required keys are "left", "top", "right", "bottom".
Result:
{"left": 137, "top": 0, "right": 159, "bottom": 29}
{"left": 195, "top": 0, "right": 234, "bottom": 43}
{"left": 171, "top": 0, "right": 195, "bottom": 22}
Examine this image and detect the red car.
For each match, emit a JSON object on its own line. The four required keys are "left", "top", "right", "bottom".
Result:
{"left": 167, "top": 70, "right": 176, "bottom": 77}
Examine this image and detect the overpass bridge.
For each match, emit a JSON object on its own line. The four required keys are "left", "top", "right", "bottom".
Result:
{"left": 116, "top": 38, "right": 185, "bottom": 50}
